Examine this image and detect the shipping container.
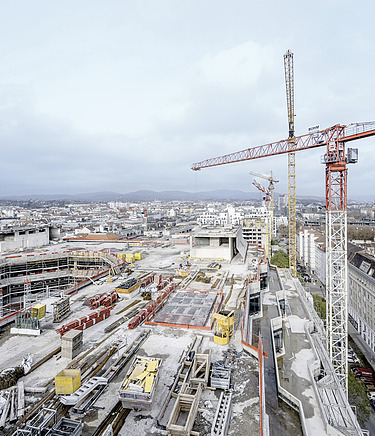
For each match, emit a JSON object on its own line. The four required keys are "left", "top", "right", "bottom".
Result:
{"left": 32, "top": 304, "right": 46, "bottom": 320}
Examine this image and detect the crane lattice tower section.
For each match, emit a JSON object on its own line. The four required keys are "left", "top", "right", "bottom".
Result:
{"left": 284, "top": 50, "right": 297, "bottom": 278}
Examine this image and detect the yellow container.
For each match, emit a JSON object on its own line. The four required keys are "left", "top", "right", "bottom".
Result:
{"left": 55, "top": 369, "right": 81, "bottom": 395}
{"left": 32, "top": 304, "right": 46, "bottom": 320}
{"left": 134, "top": 252, "right": 142, "bottom": 260}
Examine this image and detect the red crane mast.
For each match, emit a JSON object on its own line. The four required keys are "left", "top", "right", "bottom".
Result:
{"left": 192, "top": 120, "right": 375, "bottom": 395}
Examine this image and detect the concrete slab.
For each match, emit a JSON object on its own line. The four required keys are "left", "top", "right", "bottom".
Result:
{"left": 153, "top": 290, "right": 219, "bottom": 328}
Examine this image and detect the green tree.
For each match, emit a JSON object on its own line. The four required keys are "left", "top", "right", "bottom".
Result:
{"left": 348, "top": 371, "right": 371, "bottom": 426}
{"left": 312, "top": 294, "right": 326, "bottom": 321}
{"left": 270, "top": 250, "right": 289, "bottom": 268}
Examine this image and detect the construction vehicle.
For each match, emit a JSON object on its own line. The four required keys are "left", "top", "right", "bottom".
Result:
{"left": 213, "top": 311, "right": 235, "bottom": 345}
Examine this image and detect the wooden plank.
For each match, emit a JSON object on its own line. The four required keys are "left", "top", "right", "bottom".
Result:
{"left": 0, "top": 390, "right": 11, "bottom": 428}
{"left": 9, "top": 389, "right": 16, "bottom": 421}
{"left": 17, "top": 381, "right": 25, "bottom": 418}
{"left": 144, "top": 374, "right": 155, "bottom": 393}
{"left": 129, "top": 365, "right": 145, "bottom": 380}
{"left": 147, "top": 360, "right": 158, "bottom": 372}
{"left": 136, "top": 371, "right": 149, "bottom": 381}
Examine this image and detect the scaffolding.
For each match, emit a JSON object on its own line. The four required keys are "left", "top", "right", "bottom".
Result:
{"left": 23, "top": 279, "right": 31, "bottom": 309}
{"left": 0, "top": 251, "right": 124, "bottom": 319}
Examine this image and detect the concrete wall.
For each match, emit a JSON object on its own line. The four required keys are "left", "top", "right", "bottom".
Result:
{"left": 0, "top": 227, "right": 50, "bottom": 252}
{"left": 190, "top": 235, "right": 234, "bottom": 261}
{"left": 190, "top": 245, "right": 231, "bottom": 261}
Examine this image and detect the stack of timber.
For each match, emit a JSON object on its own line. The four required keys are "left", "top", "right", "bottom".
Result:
{"left": 119, "top": 356, "right": 161, "bottom": 410}
{"left": 61, "top": 329, "right": 83, "bottom": 359}
{"left": 53, "top": 296, "right": 71, "bottom": 323}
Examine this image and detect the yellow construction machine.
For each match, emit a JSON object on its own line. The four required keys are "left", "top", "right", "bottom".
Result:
{"left": 213, "top": 311, "right": 235, "bottom": 345}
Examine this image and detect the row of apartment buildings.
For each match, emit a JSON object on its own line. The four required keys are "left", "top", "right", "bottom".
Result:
{"left": 297, "top": 227, "right": 375, "bottom": 354}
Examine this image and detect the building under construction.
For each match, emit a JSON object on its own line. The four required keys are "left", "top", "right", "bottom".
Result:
{"left": 0, "top": 251, "right": 123, "bottom": 320}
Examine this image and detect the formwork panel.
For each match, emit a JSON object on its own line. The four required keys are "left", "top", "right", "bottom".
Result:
{"left": 152, "top": 290, "right": 218, "bottom": 329}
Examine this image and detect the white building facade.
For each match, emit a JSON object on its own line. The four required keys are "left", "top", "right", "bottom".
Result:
{"left": 347, "top": 244, "right": 375, "bottom": 353}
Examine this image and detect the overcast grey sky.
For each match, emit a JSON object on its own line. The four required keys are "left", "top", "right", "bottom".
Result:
{"left": 0, "top": 0, "right": 374, "bottom": 198}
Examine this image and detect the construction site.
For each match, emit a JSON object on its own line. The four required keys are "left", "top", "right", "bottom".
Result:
{"left": 0, "top": 49, "right": 375, "bottom": 436}
{"left": 0, "top": 241, "right": 269, "bottom": 436}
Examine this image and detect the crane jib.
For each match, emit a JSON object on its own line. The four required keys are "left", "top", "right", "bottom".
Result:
{"left": 191, "top": 122, "right": 375, "bottom": 171}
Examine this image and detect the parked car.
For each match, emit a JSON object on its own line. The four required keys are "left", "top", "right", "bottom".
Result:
{"left": 361, "top": 378, "right": 375, "bottom": 385}
{"left": 367, "top": 392, "right": 375, "bottom": 400}
{"left": 352, "top": 367, "right": 373, "bottom": 376}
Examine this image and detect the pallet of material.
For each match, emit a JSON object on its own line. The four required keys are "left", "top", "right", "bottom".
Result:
{"left": 119, "top": 356, "right": 161, "bottom": 410}
{"left": 115, "top": 277, "right": 140, "bottom": 294}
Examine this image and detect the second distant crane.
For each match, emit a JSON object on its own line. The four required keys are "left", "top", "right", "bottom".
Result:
{"left": 252, "top": 179, "right": 272, "bottom": 258}
{"left": 249, "top": 170, "right": 279, "bottom": 240}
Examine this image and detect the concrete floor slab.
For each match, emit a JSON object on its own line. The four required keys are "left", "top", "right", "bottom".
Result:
{"left": 153, "top": 290, "right": 218, "bottom": 328}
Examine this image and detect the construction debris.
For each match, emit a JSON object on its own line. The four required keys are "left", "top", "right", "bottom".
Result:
{"left": 119, "top": 355, "right": 161, "bottom": 410}
{"left": 0, "top": 367, "right": 24, "bottom": 390}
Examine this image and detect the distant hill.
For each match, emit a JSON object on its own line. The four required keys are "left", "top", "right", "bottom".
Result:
{"left": 0, "top": 190, "right": 370, "bottom": 202}
{"left": 0, "top": 190, "right": 261, "bottom": 202}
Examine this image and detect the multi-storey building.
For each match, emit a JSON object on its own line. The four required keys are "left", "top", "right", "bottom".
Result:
{"left": 347, "top": 243, "right": 375, "bottom": 352}
{"left": 298, "top": 232, "right": 375, "bottom": 353}
{"left": 296, "top": 227, "right": 326, "bottom": 285}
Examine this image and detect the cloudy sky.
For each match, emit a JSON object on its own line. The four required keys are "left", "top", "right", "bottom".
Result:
{"left": 0, "top": 0, "right": 374, "bottom": 198}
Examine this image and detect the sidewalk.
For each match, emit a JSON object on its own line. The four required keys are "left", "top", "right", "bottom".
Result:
{"left": 349, "top": 322, "right": 375, "bottom": 372}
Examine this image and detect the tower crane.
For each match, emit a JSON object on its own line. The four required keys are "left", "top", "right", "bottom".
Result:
{"left": 192, "top": 121, "right": 375, "bottom": 395}
{"left": 252, "top": 179, "right": 271, "bottom": 199}
{"left": 284, "top": 50, "right": 297, "bottom": 278}
{"left": 252, "top": 179, "right": 272, "bottom": 258}
{"left": 249, "top": 170, "right": 279, "bottom": 239}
